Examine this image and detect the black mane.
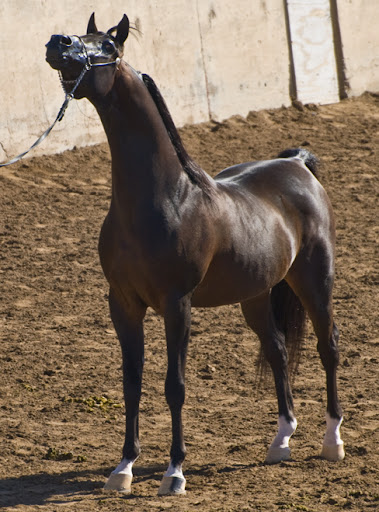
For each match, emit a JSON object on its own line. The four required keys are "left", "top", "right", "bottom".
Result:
{"left": 141, "top": 74, "right": 213, "bottom": 196}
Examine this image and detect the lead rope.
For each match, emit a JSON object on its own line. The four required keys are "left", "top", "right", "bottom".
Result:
{"left": 0, "top": 62, "right": 91, "bottom": 168}
{"left": 0, "top": 37, "right": 122, "bottom": 169}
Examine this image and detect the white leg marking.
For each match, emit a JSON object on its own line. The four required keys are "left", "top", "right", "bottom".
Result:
{"left": 164, "top": 462, "right": 184, "bottom": 479}
{"left": 324, "top": 413, "right": 343, "bottom": 446}
{"left": 321, "top": 413, "right": 345, "bottom": 461}
{"left": 158, "top": 462, "right": 186, "bottom": 496}
{"left": 265, "top": 416, "right": 297, "bottom": 464}
{"left": 104, "top": 458, "right": 135, "bottom": 493}
{"left": 271, "top": 416, "right": 298, "bottom": 449}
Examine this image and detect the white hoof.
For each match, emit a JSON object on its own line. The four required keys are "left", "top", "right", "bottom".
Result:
{"left": 265, "top": 416, "right": 297, "bottom": 464}
{"left": 265, "top": 445, "right": 292, "bottom": 464}
{"left": 158, "top": 476, "right": 186, "bottom": 496}
{"left": 321, "top": 442, "right": 345, "bottom": 461}
{"left": 104, "top": 473, "right": 132, "bottom": 493}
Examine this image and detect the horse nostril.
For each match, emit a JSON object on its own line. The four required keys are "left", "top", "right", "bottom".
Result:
{"left": 60, "top": 35, "right": 72, "bottom": 46}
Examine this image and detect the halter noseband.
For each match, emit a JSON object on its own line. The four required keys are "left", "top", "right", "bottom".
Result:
{"left": 59, "top": 35, "right": 121, "bottom": 96}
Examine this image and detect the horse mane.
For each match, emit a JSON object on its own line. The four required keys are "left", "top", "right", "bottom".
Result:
{"left": 141, "top": 73, "right": 213, "bottom": 196}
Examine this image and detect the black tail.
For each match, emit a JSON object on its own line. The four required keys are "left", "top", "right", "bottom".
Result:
{"left": 258, "top": 280, "right": 307, "bottom": 380}
{"left": 277, "top": 147, "right": 320, "bottom": 179}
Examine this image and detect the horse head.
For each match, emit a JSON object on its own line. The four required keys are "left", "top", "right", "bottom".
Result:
{"left": 45, "top": 13, "right": 129, "bottom": 99}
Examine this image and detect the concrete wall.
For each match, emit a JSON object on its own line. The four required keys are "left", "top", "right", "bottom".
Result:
{"left": 286, "top": 0, "right": 340, "bottom": 104}
{"left": 195, "top": 0, "right": 289, "bottom": 120}
{"left": 0, "top": 1, "right": 377, "bottom": 162}
{"left": 337, "top": 0, "right": 379, "bottom": 96}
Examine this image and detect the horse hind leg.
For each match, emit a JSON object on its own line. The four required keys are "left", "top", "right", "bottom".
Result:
{"left": 241, "top": 290, "right": 298, "bottom": 464}
{"left": 318, "top": 321, "right": 345, "bottom": 461}
{"left": 287, "top": 248, "right": 345, "bottom": 462}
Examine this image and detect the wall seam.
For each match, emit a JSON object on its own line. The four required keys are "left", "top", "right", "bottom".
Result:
{"left": 0, "top": 141, "right": 8, "bottom": 159}
{"left": 195, "top": 0, "right": 212, "bottom": 121}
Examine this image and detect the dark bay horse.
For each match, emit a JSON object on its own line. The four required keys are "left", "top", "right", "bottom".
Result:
{"left": 46, "top": 13, "right": 344, "bottom": 495}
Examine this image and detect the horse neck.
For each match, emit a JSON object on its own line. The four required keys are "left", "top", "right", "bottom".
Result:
{"left": 92, "top": 62, "right": 187, "bottom": 207}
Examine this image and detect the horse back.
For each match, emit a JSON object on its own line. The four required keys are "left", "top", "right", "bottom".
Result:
{"left": 214, "top": 157, "right": 332, "bottom": 224}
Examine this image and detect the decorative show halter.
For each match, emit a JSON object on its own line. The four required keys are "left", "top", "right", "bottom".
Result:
{"left": 0, "top": 36, "right": 120, "bottom": 167}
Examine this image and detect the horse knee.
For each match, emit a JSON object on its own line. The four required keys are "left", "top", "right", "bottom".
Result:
{"left": 123, "top": 365, "right": 143, "bottom": 405}
{"left": 165, "top": 376, "right": 185, "bottom": 409}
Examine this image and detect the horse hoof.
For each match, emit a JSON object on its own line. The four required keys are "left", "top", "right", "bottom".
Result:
{"left": 104, "top": 473, "right": 132, "bottom": 493}
{"left": 265, "top": 446, "right": 291, "bottom": 464}
{"left": 158, "top": 476, "right": 186, "bottom": 496}
{"left": 321, "top": 443, "right": 345, "bottom": 461}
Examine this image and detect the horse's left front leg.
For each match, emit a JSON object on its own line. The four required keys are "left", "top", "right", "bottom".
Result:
{"left": 158, "top": 293, "right": 191, "bottom": 496}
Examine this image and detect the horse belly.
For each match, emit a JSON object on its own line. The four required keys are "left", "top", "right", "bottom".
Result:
{"left": 192, "top": 201, "right": 298, "bottom": 307}
{"left": 192, "top": 252, "right": 289, "bottom": 308}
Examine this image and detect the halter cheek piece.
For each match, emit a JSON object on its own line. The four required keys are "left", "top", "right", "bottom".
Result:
{"left": 0, "top": 36, "right": 120, "bottom": 167}
{"left": 59, "top": 35, "right": 121, "bottom": 96}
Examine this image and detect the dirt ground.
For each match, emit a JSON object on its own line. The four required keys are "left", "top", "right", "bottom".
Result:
{"left": 0, "top": 92, "right": 378, "bottom": 512}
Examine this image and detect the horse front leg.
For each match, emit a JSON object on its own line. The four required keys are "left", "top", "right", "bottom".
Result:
{"left": 158, "top": 293, "right": 191, "bottom": 496}
{"left": 104, "top": 289, "right": 146, "bottom": 494}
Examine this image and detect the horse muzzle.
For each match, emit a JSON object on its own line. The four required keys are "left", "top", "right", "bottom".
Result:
{"left": 45, "top": 34, "right": 87, "bottom": 72}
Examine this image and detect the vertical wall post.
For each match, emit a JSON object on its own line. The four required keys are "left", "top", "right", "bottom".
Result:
{"left": 283, "top": 0, "right": 297, "bottom": 102}
{"left": 329, "top": 0, "right": 349, "bottom": 99}
{"left": 284, "top": 0, "right": 340, "bottom": 105}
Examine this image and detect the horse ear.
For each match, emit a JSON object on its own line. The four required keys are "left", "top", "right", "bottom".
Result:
{"left": 87, "top": 12, "right": 98, "bottom": 34}
{"left": 115, "top": 14, "right": 129, "bottom": 45}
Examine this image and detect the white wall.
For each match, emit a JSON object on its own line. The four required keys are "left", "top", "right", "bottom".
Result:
{"left": 337, "top": 0, "right": 379, "bottom": 96}
{"left": 287, "top": 0, "right": 340, "bottom": 104}
{"left": 0, "top": 1, "right": 377, "bottom": 162}
{"left": 196, "top": 0, "right": 289, "bottom": 120}
{"left": 0, "top": 0, "right": 290, "bottom": 161}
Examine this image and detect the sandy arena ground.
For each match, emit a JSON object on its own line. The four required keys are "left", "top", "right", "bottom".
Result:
{"left": 0, "top": 93, "right": 378, "bottom": 511}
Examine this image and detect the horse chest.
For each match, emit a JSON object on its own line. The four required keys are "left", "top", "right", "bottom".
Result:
{"left": 99, "top": 219, "right": 204, "bottom": 312}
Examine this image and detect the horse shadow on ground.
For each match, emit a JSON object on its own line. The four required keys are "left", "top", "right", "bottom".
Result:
{"left": 0, "top": 465, "right": 163, "bottom": 508}
{"left": 0, "top": 467, "right": 105, "bottom": 509}
{"left": 0, "top": 462, "right": 261, "bottom": 507}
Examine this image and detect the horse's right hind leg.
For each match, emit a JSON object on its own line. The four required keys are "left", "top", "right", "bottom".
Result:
{"left": 287, "top": 250, "right": 345, "bottom": 462}
{"left": 318, "top": 323, "right": 345, "bottom": 461}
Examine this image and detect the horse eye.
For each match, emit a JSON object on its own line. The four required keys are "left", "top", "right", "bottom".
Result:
{"left": 103, "top": 41, "right": 115, "bottom": 53}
